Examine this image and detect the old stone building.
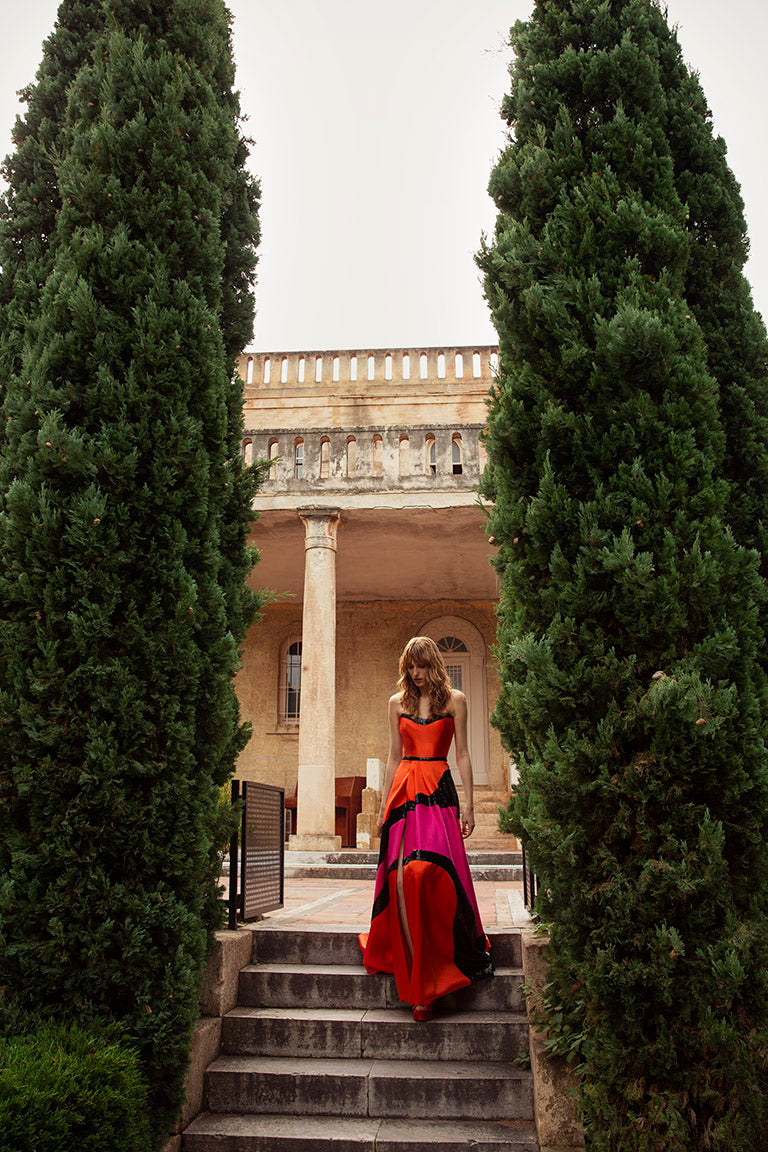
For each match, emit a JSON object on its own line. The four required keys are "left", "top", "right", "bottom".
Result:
{"left": 233, "top": 346, "right": 511, "bottom": 849}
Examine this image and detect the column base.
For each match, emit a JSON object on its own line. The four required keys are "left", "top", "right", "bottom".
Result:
{"left": 288, "top": 833, "right": 343, "bottom": 852}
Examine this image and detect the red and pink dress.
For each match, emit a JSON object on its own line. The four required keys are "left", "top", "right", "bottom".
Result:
{"left": 359, "top": 712, "right": 493, "bottom": 1007}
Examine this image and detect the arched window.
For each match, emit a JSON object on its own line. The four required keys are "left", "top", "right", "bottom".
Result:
{"left": 281, "top": 357, "right": 288, "bottom": 384}
{"left": 320, "top": 437, "right": 330, "bottom": 479}
{"left": 437, "top": 352, "right": 446, "bottom": 379}
{"left": 294, "top": 438, "right": 304, "bottom": 479}
{"left": 372, "top": 435, "right": 383, "bottom": 477}
{"left": 420, "top": 353, "right": 428, "bottom": 380}
{"left": 246, "top": 357, "right": 254, "bottom": 384}
{"left": 402, "top": 353, "right": 410, "bottom": 380}
{"left": 279, "top": 639, "right": 302, "bottom": 722}
{"left": 452, "top": 433, "right": 463, "bottom": 475}
{"left": 455, "top": 352, "right": 464, "bottom": 378}
{"left": 424, "top": 616, "right": 490, "bottom": 785}
{"left": 472, "top": 351, "right": 481, "bottom": 378}
{"left": 346, "top": 436, "right": 357, "bottom": 478}
{"left": 385, "top": 353, "right": 392, "bottom": 380}
{"left": 438, "top": 634, "right": 469, "bottom": 691}
{"left": 425, "top": 434, "right": 436, "bottom": 476}
{"left": 242, "top": 438, "right": 253, "bottom": 464}
{"left": 263, "top": 357, "right": 271, "bottom": 384}
{"left": 438, "top": 635, "right": 468, "bottom": 654}
{"left": 268, "top": 438, "right": 279, "bottom": 480}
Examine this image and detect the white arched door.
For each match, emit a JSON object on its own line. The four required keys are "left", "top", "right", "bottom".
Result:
{"left": 422, "top": 617, "right": 490, "bottom": 785}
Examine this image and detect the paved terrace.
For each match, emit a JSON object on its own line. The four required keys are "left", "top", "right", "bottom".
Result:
{"left": 256, "top": 875, "right": 532, "bottom": 932}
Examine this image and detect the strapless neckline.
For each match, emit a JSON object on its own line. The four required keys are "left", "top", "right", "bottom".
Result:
{"left": 400, "top": 713, "right": 453, "bottom": 726}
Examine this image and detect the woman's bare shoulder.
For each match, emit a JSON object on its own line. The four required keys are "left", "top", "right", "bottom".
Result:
{"left": 389, "top": 692, "right": 404, "bottom": 714}
{"left": 449, "top": 689, "right": 467, "bottom": 714}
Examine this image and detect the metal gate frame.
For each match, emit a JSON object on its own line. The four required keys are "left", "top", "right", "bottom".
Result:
{"left": 521, "top": 842, "right": 540, "bottom": 911}
{"left": 227, "top": 780, "right": 285, "bottom": 929}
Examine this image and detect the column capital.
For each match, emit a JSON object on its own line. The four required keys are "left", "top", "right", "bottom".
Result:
{"left": 298, "top": 508, "right": 341, "bottom": 551}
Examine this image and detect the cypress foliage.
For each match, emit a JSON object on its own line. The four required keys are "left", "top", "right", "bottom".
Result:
{"left": 654, "top": 18, "right": 768, "bottom": 608}
{"left": 479, "top": 1, "right": 768, "bottom": 1147}
{"left": 0, "top": 0, "right": 261, "bottom": 1140}
{"left": 0, "top": 1, "right": 105, "bottom": 403}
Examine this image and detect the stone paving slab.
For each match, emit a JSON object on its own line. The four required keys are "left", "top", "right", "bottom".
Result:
{"left": 252, "top": 876, "right": 531, "bottom": 931}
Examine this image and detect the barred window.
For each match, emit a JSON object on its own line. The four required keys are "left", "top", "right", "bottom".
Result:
{"left": 452, "top": 434, "right": 463, "bottom": 475}
{"left": 279, "top": 640, "right": 302, "bottom": 723}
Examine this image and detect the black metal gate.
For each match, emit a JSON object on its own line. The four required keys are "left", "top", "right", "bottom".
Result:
{"left": 227, "top": 780, "right": 284, "bottom": 929}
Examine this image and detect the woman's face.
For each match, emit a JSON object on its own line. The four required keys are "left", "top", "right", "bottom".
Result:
{"left": 408, "top": 663, "right": 428, "bottom": 690}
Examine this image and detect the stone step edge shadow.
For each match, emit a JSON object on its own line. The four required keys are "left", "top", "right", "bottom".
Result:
{"left": 182, "top": 1112, "right": 540, "bottom": 1150}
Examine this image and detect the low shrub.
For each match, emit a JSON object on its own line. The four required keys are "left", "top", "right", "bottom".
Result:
{"left": 0, "top": 1021, "right": 153, "bottom": 1152}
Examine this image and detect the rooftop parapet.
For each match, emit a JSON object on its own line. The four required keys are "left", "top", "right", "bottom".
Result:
{"left": 237, "top": 346, "right": 499, "bottom": 391}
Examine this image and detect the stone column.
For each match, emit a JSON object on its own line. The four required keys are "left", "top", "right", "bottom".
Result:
{"left": 289, "top": 509, "right": 342, "bottom": 852}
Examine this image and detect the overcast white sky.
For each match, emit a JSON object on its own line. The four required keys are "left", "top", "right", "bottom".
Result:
{"left": 1, "top": 0, "right": 766, "bottom": 353}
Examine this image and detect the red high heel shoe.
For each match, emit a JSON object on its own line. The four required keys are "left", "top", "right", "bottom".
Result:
{"left": 412, "top": 1004, "right": 433, "bottom": 1022}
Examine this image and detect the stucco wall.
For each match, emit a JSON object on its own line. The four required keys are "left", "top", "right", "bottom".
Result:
{"left": 234, "top": 598, "right": 506, "bottom": 793}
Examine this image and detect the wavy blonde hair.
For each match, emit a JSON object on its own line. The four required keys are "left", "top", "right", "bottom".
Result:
{"left": 397, "top": 636, "right": 452, "bottom": 718}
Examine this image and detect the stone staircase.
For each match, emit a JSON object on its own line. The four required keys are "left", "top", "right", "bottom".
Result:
{"left": 469, "top": 788, "right": 518, "bottom": 852}
{"left": 285, "top": 849, "right": 521, "bottom": 882}
{"left": 183, "top": 923, "right": 538, "bottom": 1151}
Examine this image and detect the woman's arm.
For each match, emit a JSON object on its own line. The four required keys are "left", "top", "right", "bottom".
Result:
{"left": 451, "top": 691, "right": 475, "bottom": 838}
{"left": 377, "top": 694, "right": 403, "bottom": 836}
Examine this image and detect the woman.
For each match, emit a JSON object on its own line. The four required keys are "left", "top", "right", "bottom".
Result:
{"left": 358, "top": 636, "right": 493, "bottom": 1020}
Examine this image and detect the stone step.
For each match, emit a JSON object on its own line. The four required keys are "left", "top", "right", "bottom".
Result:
{"left": 205, "top": 1055, "right": 534, "bottom": 1121}
{"left": 237, "top": 962, "right": 523, "bottom": 1013}
{"left": 221, "top": 1005, "right": 528, "bottom": 1062}
{"left": 286, "top": 850, "right": 521, "bottom": 866}
{"left": 252, "top": 925, "right": 522, "bottom": 968}
{"left": 183, "top": 1113, "right": 539, "bottom": 1151}
{"left": 475, "top": 799, "right": 512, "bottom": 814}
{"left": 469, "top": 843, "right": 522, "bottom": 852}
{"left": 284, "top": 861, "right": 522, "bottom": 881}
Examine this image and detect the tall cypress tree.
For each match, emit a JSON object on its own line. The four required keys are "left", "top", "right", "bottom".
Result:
{"left": 480, "top": 1, "right": 768, "bottom": 1147}
{"left": 0, "top": 0, "right": 261, "bottom": 1139}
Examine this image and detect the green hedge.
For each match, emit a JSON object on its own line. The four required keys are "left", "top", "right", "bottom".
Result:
{"left": 0, "top": 1, "right": 261, "bottom": 1140}
{"left": 479, "top": 1, "right": 768, "bottom": 1147}
{"left": 0, "top": 1022, "right": 152, "bottom": 1152}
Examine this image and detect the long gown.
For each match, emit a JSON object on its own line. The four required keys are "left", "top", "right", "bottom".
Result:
{"left": 358, "top": 712, "right": 493, "bottom": 1008}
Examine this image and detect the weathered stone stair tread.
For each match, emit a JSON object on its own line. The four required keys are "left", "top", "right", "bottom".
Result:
{"left": 206, "top": 1054, "right": 534, "bottom": 1120}
{"left": 237, "top": 961, "right": 524, "bottom": 1011}
{"left": 184, "top": 1113, "right": 538, "bottom": 1150}
{"left": 222, "top": 1004, "right": 528, "bottom": 1061}
{"left": 252, "top": 925, "right": 522, "bottom": 968}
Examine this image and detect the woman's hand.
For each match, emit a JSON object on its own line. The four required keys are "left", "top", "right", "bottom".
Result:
{"left": 460, "top": 807, "right": 475, "bottom": 839}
